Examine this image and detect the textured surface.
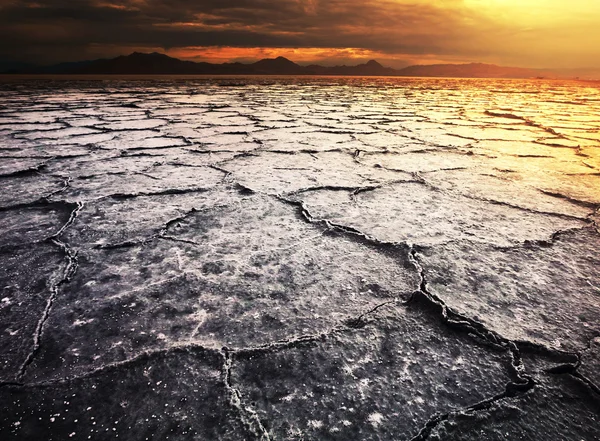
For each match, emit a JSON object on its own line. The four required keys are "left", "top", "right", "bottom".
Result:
{"left": 0, "top": 77, "right": 598, "bottom": 440}
{"left": 427, "top": 375, "right": 599, "bottom": 441}
{"left": 230, "top": 302, "right": 513, "bottom": 440}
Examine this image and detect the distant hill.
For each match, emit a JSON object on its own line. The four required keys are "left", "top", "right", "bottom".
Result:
{"left": 60, "top": 52, "right": 209, "bottom": 75}
{"left": 251, "top": 56, "right": 307, "bottom": 75}
{"left": 1, "top": 52, "right": 562, "bottom": 78}
{"left": 305, "top": 59, "right": 399, "bottom": 76}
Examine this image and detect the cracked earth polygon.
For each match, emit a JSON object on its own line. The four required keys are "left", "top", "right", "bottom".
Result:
{"left": 0, "top": 77, "right": 598, "bottom": 440}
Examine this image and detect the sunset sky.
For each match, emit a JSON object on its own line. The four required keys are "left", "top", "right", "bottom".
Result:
{"left": 1, "top": 0, "right": 599, "bottom": 68}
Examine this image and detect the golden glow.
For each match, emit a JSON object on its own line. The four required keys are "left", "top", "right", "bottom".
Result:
{"left": 169, "top": 47, "right": 389, "bottom": 64}
{"left": 167, "top": 0, "right": 600, "bottom": 68}
{"left": 3, "top": 0, "right": 600, "bottom": 69}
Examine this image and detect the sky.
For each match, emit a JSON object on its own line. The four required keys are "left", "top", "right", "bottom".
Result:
{"left": 1, "top": 0, "right": 599, "bottom": 68}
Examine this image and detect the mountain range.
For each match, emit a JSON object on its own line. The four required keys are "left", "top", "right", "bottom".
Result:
{"left": 0, "top": 52, "right": 566, "bottom": 78}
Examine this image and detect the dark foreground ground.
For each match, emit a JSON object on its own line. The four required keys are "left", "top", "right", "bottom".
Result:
{"left": 0, "top": 77, "right": 598, "bottom": 440}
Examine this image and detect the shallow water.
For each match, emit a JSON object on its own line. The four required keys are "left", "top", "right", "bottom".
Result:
{"left": 0, "top": 77, "right": 598, "bottom": 440}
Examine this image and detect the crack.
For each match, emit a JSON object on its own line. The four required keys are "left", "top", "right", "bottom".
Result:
{"left": 0, "top": 153, "right": 52, "bottom": 159}
{"left": 484, "top": 110, "right": 526, "bottom": 121}
{"left": 259, "top": 148, "right": 347, "bottom": 155}
{"left": 161, "top": 208, "right": 198, "bottom": 233}
{"left": 533, "top": 140, "right": 579, "bottom": 149}
{"left": 539, "top": 189, "right": 599, "bottom": 211}
{"left": 534, "top": 337, "right": 600, "bottom": 397}
{"left": 107, "top": 186, "right": 213, "bottom": 200}
{"left": 0, "top": 162, "right": 48, "bottom": 178}
{"left": 5, "top": 90, "right": 598, "bottom": 440}
{"left": 343, "top": 299, "right": 399, "bottom": 329}
{"left": 407, "top": 247, "right": 582, "bottom": 362}
{"left": 467, "top": 189, "right": 595, "bottom": 222}
{"left": 565, "top": 172, "right": 600, "bottom": 177}
{"left": 569, "top": 371, "right": 600, "bottom": 396}
{"left": 425, "top": 163, "right": 594, "bottom": 222}
{"left": 15, "top": 284, "right": 61, "bottom": 381}
{"left": 406, "top": 285, "right": 506, "bottom": 352}
{"left": 0, "top": 294, "right": 404, "bottom": 391}
{"left": 591, "top": 212, "right": 600, "bottom": 235}
{"left": 92, "top": 189, "right": 244, "bottom": 250}
{"left": 122, "top": 143, "right": 190, "bottom": 153}
{"left": 233, "top": 334, "right": 328, "bottom": 359}
{"left": 491, "top": 226, "right": 596, "bottom": 251}
{"left": 287, "top": 184, "right": 380, "bottom": 197}
{"left": 182, "top": 147, "right": 259, "bottom": 157}
{"left": 355, "top": 155, "right": 471, "bottom": 176}
{"left": 221, "top": 349, "right": 272, "bottom": 441}
{"left": 216, "top": 296, "right": 424, "bottom": 438}
{"left": 405, "top": 247, "right": 539, "bottom": 440}
{"left": 445, "top": 133, "right": 479, "bottom": 142}
{"left": 405, "top": 244, "right": 600, "bottom": 438}
{"left": 274, "top": 192, "right": 408, "bottom": 251}
{"left": 482, "top": 113, "right": 567, "bottom": 139}
{"left": 2, "top": 343, "right": 221, "bottom": 389}
{"left": 0, "top": 197, "right": 75, "bottom": 214}
{"left": 280, "top": 176, "right": 589, "bottom": 256}
{"left": 208, "top": 163, "right": 235, "bottom": 179}
{"left": 285, "top": 178, "right": 423, "bottom": 200}
{"left": 408, "top": 377, "right": 534, "bottom": 441}
{"left": 93, "top": 237, "right": 155, "bottom": 250}
{"left": 93, "top": 205, "right": 202, "bottom": 250}
{"left": 76, "top": 171, "right": 128, "bottom": 181}
{"left": 160, "top": 235, "right": 202, "bottom": 246}
{"left": 133, "top": 171, "right": 161, "bottom": 180}
{"left": 356, "top": 158, "right": 595, "bottom": 221}
{"left": 15, "top": 202, "right": 83, "bottom": 381}
{"left": 52, "top": 201, "right": 83, "bottom": 238}
{"left": 44, "top": 175, "right": 72, "bottom": 200}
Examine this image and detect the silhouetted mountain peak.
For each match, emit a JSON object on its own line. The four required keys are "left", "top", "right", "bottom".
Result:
{"left": 127, "top": 52, "right": 175, "bottom": 60}
{"left": 251, "top": 56, "right": 304, "bottom": 73}
{"left": 365, "top": 60, "right": 383, "bottom": 68}
{"left": 253, "top": 56, "right": 298, "bottom": 66}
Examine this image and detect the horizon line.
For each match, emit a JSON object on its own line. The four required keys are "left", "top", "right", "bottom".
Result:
{"left": 2, "top": 52, "right": 599, "bottom": 80}
{"left": 4, "top": 51, "right": 588, "bottom": 71}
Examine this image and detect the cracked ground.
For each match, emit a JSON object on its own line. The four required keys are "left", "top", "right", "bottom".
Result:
{"left": 0, "top": 77, "right": 598, "bottom": 440}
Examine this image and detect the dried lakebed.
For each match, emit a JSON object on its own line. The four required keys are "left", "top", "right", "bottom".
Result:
{"left": 0, "top": 77, "right": 599, "bottom": 440}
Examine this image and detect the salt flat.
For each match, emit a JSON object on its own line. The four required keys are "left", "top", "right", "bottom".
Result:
{"left": 0, "top": 77, "right": 598, "bottom": 440}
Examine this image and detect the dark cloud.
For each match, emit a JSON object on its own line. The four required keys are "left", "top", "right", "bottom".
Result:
{"left": 0, "top": 0, "right": 486, "bottom": 62}
{"left": 0, "top": 0, "right": 598, "bottom": 67}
